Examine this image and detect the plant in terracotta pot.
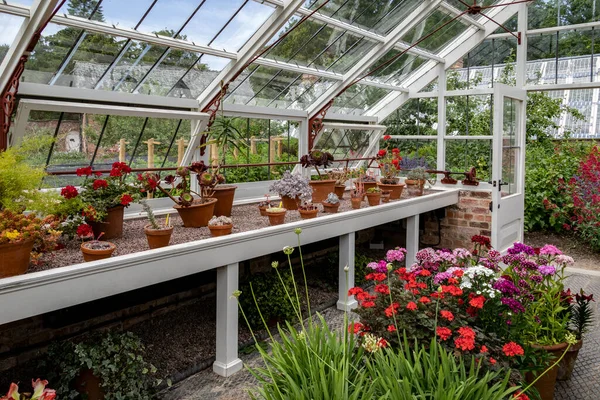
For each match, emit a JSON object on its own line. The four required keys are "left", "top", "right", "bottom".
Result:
{"left": 0, "top": 210, "right": 61, "bottom": 277}
{"left": 405, "top": 167, "right": 428, "bottom": 196}
{"left": 208, "top": 215, "right": 234, "bottom": 237}
{"left": 322, "top": 192, "right": 340, "bottom": 213}
{"left": 355, "top": 170, "right": 378, "bottom": 194}
{"left": 327, "top": 167, "right": 355, "bottom": 199}
{"left": 381, "top": 190, "right": 391, "bottom": 203}
{"left": 141, "top": 201, "right": 173, "bottom": 249}
{"left": 1, "top": 379, "right": 56, "bottom": 400}
{"left": 350, "top": 181, "right": 364, "bottom": 210}
{"left": 266, "top": 206, "right": 287, "bottom": 226}
{"left": 558, "top": 289, "right": 594, "bottom": 381}
{"left": 298, "top": 201, "right": 319, "bottom": 219}
{"left": 365, "top": 187, "right": 382, "bottom": 206}
{"left": 269, "top": 171, "right": 312, "bottom": 210}
{"left": 376, "top": 136, "right": 404, "bottom": 199}
{"left": 258, "top": 195, "right": 276, "bottom": 216}
{"left": 300, "top": 150, "right": 335, "bottom": 203}
{"left": 78, "top": 227, "right": 116, "bottom": 262}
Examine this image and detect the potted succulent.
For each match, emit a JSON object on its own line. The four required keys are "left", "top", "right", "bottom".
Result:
{"left": 322, "top": 192, "right": 340, "bottom": 213}
{"left": 376, "top": 136, "right": 404, "bottom": 199}
{"left": 137, "top": 161, "right": 220, "bottom": 228}
{"left": 269, "top": 171, "right": 312, "bottom": 211}
{"left": 258, "top": 195, "right": 276, "bottom": 216}
{"left": 199, "top": 83, "right": 247, "bottom": 217}
{"left": 365, "top": 187, "right": 382, "bottom": 206}
{"left": 300, "top": 150, "right": 336, "bottom": 203}
{"left": 406, "top": 167, "right": 428, "bottom": 196}
{"left": 0, "top": 210, "right": 61, "bottom": 278}
{"left": 78, "top": 227, "right": 116, "bottom": 262}
{"left": 558, "top": 289, "right": 594, "bottom": 380}
{"left": 350, "top": 181, "right": 364, "bottom": 210}
{"left": 63, "top": 163, "right": 138, "bottom": 240}
{"left": 141, "top": 201, "right": 173, "bottom": 249}
{"left": 266, "top": 206, "right": 287, "bottom": 226}
{"left": 381, "top": 190, "right": 391, "bottom": 203}
{"left": 208, "top": 215, "right": 234, "bottom": 237}
{"left": 328, "top": 167, "right": 355, "bottom": 199}
{"left": 1, "top": 379, "right": 56, "bottom": 400}
{"left": 298, "top": 201, "right": 319, "bottom": 219}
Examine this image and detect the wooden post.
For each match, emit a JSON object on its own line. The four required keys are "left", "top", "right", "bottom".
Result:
{"left": 272, "top": 137, "right": 284, "bottom": 157}
{"left": 250, "top": 136, "right": 257, "bottom": 154}
{"left": 269, "top": 137, "right": 276, "bottom": 164}
{"left": 210, "top": 143, "right": 219, "bottom": 166}
{"left": 233, "top": 142, "right": 239, "bottom": 160}
{"left": 143, "top": 138, "right": 161, "bottom": 168}
{"left": 119, "top": 138, "right": 129, "bottom": 163}
{"left": 176, "top": 138, "right": 188, "bottom": 166}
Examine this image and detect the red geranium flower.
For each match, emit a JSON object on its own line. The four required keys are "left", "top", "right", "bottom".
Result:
{"left": 362, "top": 301, "right": 376, "bottom": 308}
{"left": 406, "top": 301, "right": 417, "bottom": 311}
{"left": 513, "top": 391, "right": 529, "bottom": 400}
{"left": 76, "top": 223, "right": 94, "bottom": 238}
{"left": 383, "top": 135, "right": 391, "bottom": 140}
{"left": 60, "top": 185, "right": 79, "bottom": 199}
{"left": 453, "top": 269, "right": 464, "bottom": 277}
{"left": 348, "top": 322, "right": 363, "bottom": 334}
{"left": 348, "top": 287, "right": 364, "bottom": 296}
{"left": 120, "top": 194, "right": 134, "bottom": 206}
{"left": 387, "top": 325, "right": 397, "bottom": 332}
{"left": 489, "top": 357, "right": 497, "bottom": 365}
{"left": 365, "top": 273, "right": 387, "bottom": 282}
{"left": 440, "top": 310, "right": 454, "bottom": 321}
{"left": 469, "top": 295, "right": 486, "bottom": 309}
{"left": 377, "top": 149, "right": 387, "bottom": 157}
{"left": 375, "top": 284, "right": 390, "bottom": 295}
{"left": 442, "top": 285, "right": 463, "bottom": 296}
{"left": 436, "top": 327, "right": 452, "bottom": 341}
{"left": 418, "top": 296, "right": 431, "bottom": 304}
{"left": 385, "top": 302, "right": 400, "bottom": 317}
{"left": 471, "top": 234, "right": 491, "bottom": 248}
{"left": 92, "top": 179, "right": 108, "bottom": 190}
{"left": 480, "top": 345, "right": 488, "bottom": 353}
{"left": 76, "top": 166, "right": 93, "bottom": 176}
{"left": 378, "top": 338, "right": 388, "bottom": 348}
{"left": 419, "top": 269, "right": 431, "bottom": 277}
{"left": 112, "top": 161, "right": 132, "bottom": 174}
{"left": 392, "top": 147, "right": 400, "bottom": 154}
{"left": 503, "top": 342, "right": 524, "bottom": 357}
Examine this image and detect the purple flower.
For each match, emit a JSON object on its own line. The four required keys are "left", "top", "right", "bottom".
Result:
{"left": 537, "top": 265, "right": 556, "bottom": 276}
{"left": 539, "top": 244, "right": 562, "bottom": 256}
{"left": 386, "top": 248, "right": 406, "bottom": 263}
{"left": 501, "top": 297, "right": 525, "bottom": 313}
{"left": 507, "top": 242, "right": 535, "bottom": 256}
{"left": 367, "top": 261, "right": 388, "bottom": 273}
{"left": 433, "top": 271, "right": 453, "bottom": 285}
{"left": 493, "top": 278, "right": 521, "bottom": 296}
{"left": 530, "top": 275, "right": 543, "bottom": 283}
{"left": 521, "top": 260, "right": 538, "bottom": 270}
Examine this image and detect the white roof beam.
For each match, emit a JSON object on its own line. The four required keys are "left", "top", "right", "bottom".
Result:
{"left": 368, "top": 0, "right": 519, "bottom": 121}
{"left": 439, "top": 2, "right": 486, "bottom": 30}
{"left": 254, "top": 0, "right": 445, "bottom": 63}
{"left": 307, "top": 0, "right": 444, "bottom": 117}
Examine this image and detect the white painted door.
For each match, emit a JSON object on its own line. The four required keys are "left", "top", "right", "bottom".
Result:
{"left": 491, "top": 84, "right": 527, "bottom": 253}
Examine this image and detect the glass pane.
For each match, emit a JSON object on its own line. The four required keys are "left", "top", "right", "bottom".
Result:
{"left": 92, "top": 115, "right": 147, "bottom": 169}
{"left": 24, "top": 24, "right": 84, "bottom": 85}
{"left": 400, "top": 10, "right": 468, "bottom": 53}
{"left": 286, "top": 76, "right": 337, "bottom": 110}
{"left": 396, "top": 139, "right": 437, "bottom": 171}
{"left": 330, "top": 84, "right": 391, "bottom": 115}
{"left": 169, "top": 54, "right": 231, "bottom": 98}
{"left": 558, "top": 30, "right": 595, "bottom": 84}
{"left": 129, "top": 118, "right": 182, "bottom": 169}
{"left": 384, "top": 98, "right": 438, "bottom": 136}
{"left": 162, "top": 119, "right": 191, "bottom": 169}
{"left": 136, "top": 0, "right": 208, "bottom": 36}
{"left": 0, "top": 14, "right": 24, "bottom": 64}
{"left": 445, "top": 139, "right": 492, "bottom": 181}
{"left": 47, "top": 114, "right": 100, "bottom": 169}
{"left": 228, "top": 65, "right": 303, "bottom": 107}
{"left": 526, "top": 34, "right": 557, "bottom": 85}
{"left": 366, "top": 51, "right": 427, "bottom": 86}
{"left": 446, "top": 95, "right": 492, "bottom": 136}
{"left": 19, "top": 111, "right": 61, "bottom": 169}
{"left": 56, "top": 0, "right": 156, "bottom": 27}
{"left": 501, "top": 147, "right": 518, "bottom": 197}
{"left": 314, "top": 128, "right": 372, "bottom": 168}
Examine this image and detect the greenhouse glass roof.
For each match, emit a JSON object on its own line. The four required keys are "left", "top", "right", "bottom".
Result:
{"left": 0, "top": 0, "right": 523, "bottom": 121}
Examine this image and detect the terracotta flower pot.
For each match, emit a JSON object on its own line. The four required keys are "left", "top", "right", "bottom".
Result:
{"left": 309, "top": 180, "right": 336, "bottom": 203}
{"left": 174, "top": 198, "right": 217, "bottom": 228}
{"left": 377, "top": 183, "right": 405, "bottom": 200}
{"left": 356, "top": 181, "right": 377, "bottom": 193}
{"left": 211, "top": 185, "right": 237, "bottom": 217}
{"left": 558, "top": 339, "right": 583, "bottom": 381}
{"left": 90, "top": 205, "right": 124, "bottom": 240}
{"left": 350, "top": 197, "right": 362, "bottom": 210}
{"left": 334, "top": 185, "right": 346, "bottom": 199}
{"left": 0, "top": 239, "right": 34, "bottom": 278}
{"left": 208, "top": 223, "right": 233, "bottom": 237}
{"left": 80, "top": 241, "right": 116, "bottom": 262}
{"left": 74, "top": 368, "right": 104, "bottom": 400}
{"left": 258, "top": 205, "right": 269, "bottom": 216}
{"left": 281, "top": 195, "right": 300, "bottom": 210}
{"left": 299, "top": 208, "right": 319, "bottom": 219}
{"left": 144, "top": 224, "right": 173, "bottom": 249}
{"left": 405, "top": 179, "right": 425, "bottom": 196}
{"left": 366, "top": 192, "right": 382, "bottom": 206}
{"left": 525, "top": 342, "right": 569, "bottom": 400}
{"left": 266, "top": 209, "right": 287, "bottom": 226}
{"left": 322, "top": 202, "right": 340, "bottom": 213}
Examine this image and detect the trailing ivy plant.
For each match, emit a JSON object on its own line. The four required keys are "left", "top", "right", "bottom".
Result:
{"left": 45, "top": 332, "right": 159, "bottom": 400}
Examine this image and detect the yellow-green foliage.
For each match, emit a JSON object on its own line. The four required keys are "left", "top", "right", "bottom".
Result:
{"left": 0, "top": 146, "right": 47, "bottom": 212}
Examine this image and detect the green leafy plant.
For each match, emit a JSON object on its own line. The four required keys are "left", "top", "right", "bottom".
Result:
{"left": 407, "top": 166, "right": 428, "bottom": 181}
{"left": 0, "top": 146, "right": 48, "bottom": 213}
{"left": 366, "top": 187, "right": 381, "bottom": 193}
{"left": 569, "top": 289, "right": 594, "bottom": 340}
{"left": 141, "top": 200, "right": 171, "bottom": 230}
{"left": 46, "top": 332, "right": 158, "bottom": 400}
{"left": 300, "top": 150, "right": 334, "bottom": 179}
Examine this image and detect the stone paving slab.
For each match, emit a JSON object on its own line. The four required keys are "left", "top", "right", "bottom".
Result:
{"left": 163, "top": 273, "right": 599, "bottom": 400}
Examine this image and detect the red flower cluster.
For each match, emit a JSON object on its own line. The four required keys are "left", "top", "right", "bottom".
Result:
{"left": 109, "top": 162, "right": 132, "bottom": 177}
{"left": 120, "top": 194, "right": 134, "bottom": 206}
{"left": 375, "top": 284, "right": 390, "bottom": 295}
{"left": 454, "top": 327, "right": 476, "bottom": 351}
{"left": 471, "top": 234, "right": 491, "bottom": 248}
{"left": 76, "top": 166, "right": 93, "bottom": 176}
{"left": 387, "top": 325, "right": 397, "bottom": 332}
{"left": 81, "top": 205, "right": 98, "bottom": 221}
{"left": 418, "top": 296, "right": 431, "bottom": 304}
{"left": 348, "top": 322, "right": 364, "bottom": 334}
{"left": 436, "top": 327, "right": 452, "bottom": 341}
{"left": 365, "top": 272, "right": 387, "bottom": 282}
{"left": 60, "top": 185, "right": 79, "bottom": 199}
{"left": 92, "top": 179, "right": 108, "bottom": 190}
{"left": 502, "top": 342, "right": 524, "bottom": 357}
{"left": 513, "top": 391, "right": 530, "bottom": 400}
{"left": 440, "top": 310, "right": 454, "bottom": 321}
{"left": 76, "top": 223, "right": 93, "bottom": 238}
{"left": 406, "top": 301, "right": 417, "bottom": 311}
{"left": 377, "top": 149, "right": 387, "bottom": 157}
{"left": 441, "top": 285, "right": 463, "bottom": 296}
{"left": 383, "top": 135, "right": 391, "bottom": 140}
{"left": 385, "top": 302, "right": 400, "bottom": 317}
{"left": 469, "top": 294, "right": 486, "bottom": 309}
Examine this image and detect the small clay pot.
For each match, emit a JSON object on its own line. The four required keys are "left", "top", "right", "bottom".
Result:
{"left": 0, "top": 239, "right": 34, "bottom": 278}
{"left": 258, "top": 205, "right": 269, "bottom": 216}
{"left": 350, "top": 197, "right": 362, "bottom": 210}
{"left": 89, "top": 205, "right": 124, "bottom": 240}
{"left": 356, "top": 180, "right": 377, "bottom": 193}
{"left": 208, "top": 223, "right": 233, "bottom": 237}
{"left": 266, "top": 209, "right": 287, "bottom": 226}
{"left": 309, "top": 180, "right": 336, "bottom": 203}
{"left": 174, "top": 198, "right": 217, "bottom": 227}
{"left": 322, "top": 202, "right": 340, "bottom": 213}
{"left": 366, "top": 192, "right": 382, "bottom": 206}
{"left": 299, "top": 208, "right": 319, "bottom": 219}
{"left": 405, "top": 179, "right": 425, "bottom": 196}
{"left": 211, "top": 185, "right": 237, "bottom": 217}
{"left": 144, "top": 224, "right": 173, "bottom": 249}
{"left": 81, "top": 241, "right": 116, "bottom": 262}
{"left": 281, "top": 195, "right": 300, "bottom": 210}
{"left": 334, "top": 185, "right": 346, "bottom": 199}
{"left": 377, "top": 182, "right": 405, "bottom": 200}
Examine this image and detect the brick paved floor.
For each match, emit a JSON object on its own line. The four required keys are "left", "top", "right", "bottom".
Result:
{"left": 163, "top": 270, "right": 600, "bottom": 400}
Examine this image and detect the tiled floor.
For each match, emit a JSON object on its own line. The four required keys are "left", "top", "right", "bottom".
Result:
{"left": 163, "top": 272, "right": 599, "bottom": 400}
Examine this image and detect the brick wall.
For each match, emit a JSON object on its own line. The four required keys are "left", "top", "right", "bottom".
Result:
{"left": 421, "top": 190, "right": 492, "bottom": 250}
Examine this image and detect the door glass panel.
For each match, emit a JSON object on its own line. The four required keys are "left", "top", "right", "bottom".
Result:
{"left": 501, "top": 97, "right": 518, "bottom": 197}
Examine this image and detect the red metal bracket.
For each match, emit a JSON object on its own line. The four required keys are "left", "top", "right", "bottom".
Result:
{"left": 462, "top": 167, "right": 479, "bottom": 186}
{"left": 308, "top": 99, "right": 334, "bottom": 150}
